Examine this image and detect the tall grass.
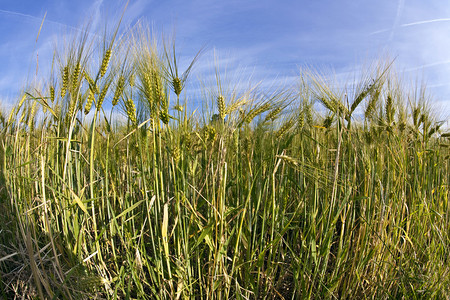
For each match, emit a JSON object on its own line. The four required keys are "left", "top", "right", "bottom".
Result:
{"left": 0, "top": 20, "right": 449, "bottom": 299}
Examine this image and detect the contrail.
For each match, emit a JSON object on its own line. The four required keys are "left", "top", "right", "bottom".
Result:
{"left": 390, "top": 0, "right": 405, "bottom": 41}
{"left": 404, "top": 60, "right": 450, "bottom": 72}
{"left": 0, "top": 8, "right": 97, "bottom": 36}
{"left": 0, "top": 9, "right": 39, "bottom": 20}
{"left": 371, "top": 18, "right": 450, "bottom": 35}
{"left": 401, "top": 18, "right": 450, "bottom": 27}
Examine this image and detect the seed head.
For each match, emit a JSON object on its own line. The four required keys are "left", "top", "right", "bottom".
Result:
{"left": 17, "top": 94, "right": 26, "bottom": 109}
{"left": 97, "top": 84, "right": 109, "bottom": 111}
{"left": 304, "top": 104, "right": 313, "bottom": 126}
{"left": 265, "top": 107, "right": 282, "bottom": 122}
{"left": 126, "top": 99, "right": 137, "bottom": 125}
{"left": 84, "top": 71, "right": 98, "bottom": 93}
{"left": 112, "top": 76, "right": 125, "bottom": 106}
{"left": 204, "top": 125, "right": 216, "bottom": 142}
{"left": 323, "top": 116, "right": 333, "bottom": 128}
{"left": 276, "top": 119, "right": 294, "bottom": 138}
{"left": 99, "top": 49, "right": 112, "bottom": 78}
{"left": 217, "top": 95, "right": 226, "bottom": 121}
{"left": 61, "top": 66, "right": 69, "bottom": 98}
{"left": 28, "top": 101, "right": 37, "bottom": 130}
{"left": 159, "top": 110, "right": 170, "bottom": 125}
{"left": 49, "top": 86, "right": 55, "bottom": 103}
{"left": 72, "top": 63, "right": 81, "bottom": 92}
{"left": 171, "top": 145, "right": 181, "bottom": 163}
{"left": 173, "top": 77, "right": 182, "bottom": 96}
{"left": 66, "top": 97, "right": 77, "bottom": 124}
{"left": 129, "top": 73, "right": 135, "bottom": 87}
{"left": 298, "top": 111, "right": 304, "bottom": 130}
{"left": 174, "top": 104, "right": 184, "bottom": 112}
{"left": 152, "top": 70, "right": 165, "bottom": 106}
{"left": 245, "top": 102, "right": 270, "bottom": 123}
{"left": 6, "top": 106, "right": 16, "bottom": 125}
{"left": 85, "top": 89, "right": 95, "bottom": 114}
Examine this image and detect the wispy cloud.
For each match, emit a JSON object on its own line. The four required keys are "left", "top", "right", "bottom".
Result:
{"left": 90, "top": 0, "right": 104, "bottom": 32}
{"left": 123, "top": 0, "right": 151, "bottom": 25}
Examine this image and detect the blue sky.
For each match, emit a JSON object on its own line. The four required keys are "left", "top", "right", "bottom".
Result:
{"left": 1, "top": 0, "right": 450, "bottom": 119}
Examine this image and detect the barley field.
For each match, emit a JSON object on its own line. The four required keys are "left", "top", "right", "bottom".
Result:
{"left": 0, "top": 20, "right": 449, "bottom": 299}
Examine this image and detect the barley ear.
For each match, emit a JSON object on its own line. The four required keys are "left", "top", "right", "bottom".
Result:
{"left": 276, "top": 119, "right": 294, "bottom": 138}
{"left": 72, "top": 62, "right": 81, "bottom": 92}
{"left": 265, "top": 107, "right": 282, "bottom": 122}
{"left": 112, "top": 76, "right": 125, "bottom": 106}
{"left": 49, "top": 86, "right": 55, "bottom": 103}
{"left": 173, "top": 77, "right": 182, "bottom": 96}
{"left": 85, "top": 89, "right": 95, "bottom": 114}
{"left": 217, "top": 95, "right": 226, "bottom": 121}
{"left": 61, "top": 66, "right": 69, "bottom": 98}
{"left": 28, "top": 100, "right": 37, "bottom": 130}
{"left": 125, "top": 98, "right": 137, "bottom": 126}
{"left": 99, "top": 49, "right": 112, "bottom": 78}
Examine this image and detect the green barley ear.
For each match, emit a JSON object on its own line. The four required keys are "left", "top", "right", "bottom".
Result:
{"left": 204, "top": 125, "right": 217, "bottom": 142}
{"left": 364, "top": 130, "right": 373, "bottom": 144}
{"left": 323, "top": 115, "right": 333, "bottom": 128}
{"left": 17, "top": 93, "right": 26, "bottom": 109}
{"left": 174, "top": 105, "right": 183, "bottom": 112}
{"left": 304, "top": 103, "right": 313, "bottom": 126}
{"left": 159, "top": 110, "right": 170, "bottom": 125}
{"left": 318, "top": 96, "right": 335, "bottom": 113}
{"left": 265, "top": 107, "right": 282, "bottom": 122}
{"left": 241, "top": 136, "right": 250, "bottom": 152}
{"left": 18, "top": 108, "right": 26, "bottom": 125}
{"left": 385, "top": 94, "right": 394, "bottom": 124}
{"left": 143, "top": 72, "right": 152, "bottom": 91}
{"left": 49, "top": 86, "right": 55, "bottom": 103}
{"left": 232, "top": 130, "right": 239, "bottom": 152}
{"left": 66, "top": 97, "right": 78, "bottom": 124}
{"left": 112, "top": 76, "right": 126, "bottom": 106}
{"left": 85, "top": 89, "right": 95, "bottom": 114}
{"left": 171, "top": 145, "right": 181, "bottom": 163}
{"left": 129, "top": 73, "right": 135, "bottom": 87}
{"left": 419, "top": 113, "right": 427, "bottom": 127}
{"left": 61, "top": 66, "right": 69, "bottom": 98}
{"left": 152, "top": 69, "right": 165, "bottom": 106}
{"left": 84, "top": 71, "right": 98, "bottom": 93}
{"left": 173, "top": 77, "right": 182, "bottom": 97}
{"left": 27, "top": 100, "right": 37, "bottom": 131}
{"left": 276, "top": 119, "right": 294, "bottom": 138}
{"left": 99, "top": 49, "right": 112, "bottom": 78}
{"left": 245, "top": 102, "right": 271, "bottom": 123}
{"left": 72, "top": 62, "right": 81, "bottom": 92}
{"left": 125, "top": 98, "right": 137, "bottom": 126}
{"left": 6, "top": 106, "right": 16, "bottom": 125}
{"left": 75, "top": 274, "right": 108, "bottom": 291}
{"left": 351, "top": 81, "right": 376, "bottom": 114}
{"left": 149, "top": 117, "right": 155, "bottom": 131}
{"left": 297, "top": 110, "right": 304, "bottom": 130}
{"left": 412, "top": 107, "right": 420, "bottom": 127}
{"left": 97, "top": 81, "right": 111, "bottom": 111}
{"left": 182, "top": 131, "right": 192, "bottom": 149}
{"left": 217, "top": 95, "right": 226, "bottom": 121}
